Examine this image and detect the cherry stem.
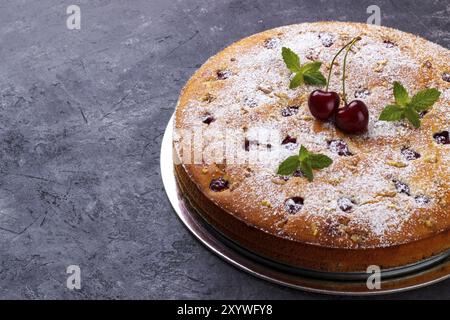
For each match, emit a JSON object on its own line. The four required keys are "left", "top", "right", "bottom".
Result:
{"left": 325, "top": 37, "right": 361, "bottom": 92}
{"left": 341, "top": 36, "right": 361, "bottom": 105}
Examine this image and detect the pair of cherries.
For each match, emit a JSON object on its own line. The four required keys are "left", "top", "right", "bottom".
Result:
{"left": 308, "top": 37, "right": 369, "bottom": 134}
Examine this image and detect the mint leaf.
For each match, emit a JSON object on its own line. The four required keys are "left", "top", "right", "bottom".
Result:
{"left": 277, "top": 155, "right": 300, "bottom": 175}
{"left": 299, "top": 61, "right": 322, "bottom": 74}
{"left": 379, "top": 105, "right": 405, "bottom": 121}
{"left": 298, "top": 145, "right": 309, "bottom": 161}
{"left": 277, "top": 145, "right": 332, "bottom": 181}
{"left": 379, "top": 83, "right": 441, "bottom": 129}
{"left": 309, "top": 154, "right": 333, "bottom": 169}
{"left": 289, "top": 73, "right": 304, "bottom": 89}
{"left": 282, "top": 47, "right": 326, "bottom": 89}
{"left": 300, "top": 161, "right": 313, "bottom": 182}
{"left": 303, "top": 71, "right": 326, "bottom": 86}
{"left": 404, "top": 107, "right": 420, "bottom": 128}
{"left": 409, "top": 88, "right": 441, "bottom": 111}
{"left": 282, "top": 47, "right": 301, "bottom": 73}
{"left": 393, "top": 81, "right": 409, "bottom": 106}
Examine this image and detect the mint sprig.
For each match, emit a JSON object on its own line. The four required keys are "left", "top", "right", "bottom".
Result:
{"left": 379, "top": 81, "right": 441, "bottom": 128}
{"left": 277, "top": 145, "right": 332, "bottom": 182}
{"left": 281, "top": 47, "right": 326, "bottom": 89}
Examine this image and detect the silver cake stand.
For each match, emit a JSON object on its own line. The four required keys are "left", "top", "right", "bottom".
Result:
{"left": 161, "top": 115, "right": 450, "bottom": 295}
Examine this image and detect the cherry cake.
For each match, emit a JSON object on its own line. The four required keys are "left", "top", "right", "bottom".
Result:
{"left": 173, "top": 22, "right": 450, "bottom": 272}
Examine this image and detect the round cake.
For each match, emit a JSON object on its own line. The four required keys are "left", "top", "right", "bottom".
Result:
{"left": 173, "top": 22, "right": 450, "bottom": 272}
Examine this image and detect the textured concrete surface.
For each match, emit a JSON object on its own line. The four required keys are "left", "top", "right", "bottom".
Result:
{"left": 0, "top": 0, "right": 448, "bottom": 299}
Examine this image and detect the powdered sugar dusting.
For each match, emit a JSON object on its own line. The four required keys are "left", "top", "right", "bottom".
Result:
{"left": 175, "top": 23, "right": 450, "bottom": 248}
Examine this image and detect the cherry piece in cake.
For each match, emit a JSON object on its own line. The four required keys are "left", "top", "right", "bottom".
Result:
{"left": 337, "top": 197, "right": 355, "bottom": 212}
{"left": 419, "top": 110, "right": 428, "bottom": 118}
{"left": 393, "top": 179, "right": 411, "bottom": 196}
{"left": 281, "top": 106, "right": 299, "bottom": 117}
{"left": 244, "top": 138, "right": 250, "bottom": 151}
{"left": 354, "top": 88, "right": 371, "bottom": 99}
{"left": 202, "top": 113, "right": 215, "bottom": 124}
{"left": 383, "top": 40, "right": 396, "bottom": 48}
{"left": 433, "top": 131, "right": 450, "bottom": 145}
{"left": 243, "top": 97, "right": 258, "bottom": 108}
{"left": 442, "top": 72, "right": 450, "bottom": 82}
{"left": 263, "top": 38, "right": 279, "bottom": 49}
{"left": 279, "top": 169, "right": 304, "bottom": 181}
{"left": 401, "top": 147, "right": 421, "bottom": 160}
{"left": 328, "top": 139, "right": 353, "bottom": 156}
{"left": 282, "top": 135, "right": 297, "bottom": 145}
{"left": 319, "top": 33, "right": 334, "bottom": 47}
{"left": 284, "top": 197, "right": 304, "bottom": 214}
{"left": 293, "top": 169, "right": 304, "bottom": 177}
{"left": 216, "top": 70, "right": 231, "bottom": 80}
{"left": 244, "top": 139, "right": 271, "bottom": 151}
{"left": 415, "top": 195, "right": 430, "bottom": 205}
{"left": 209, "top": 177, "right": 229, "bottom": 192}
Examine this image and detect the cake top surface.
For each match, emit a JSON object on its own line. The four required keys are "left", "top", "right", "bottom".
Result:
{"left": 174, "top": 22, "right": 450, "bottom": 249}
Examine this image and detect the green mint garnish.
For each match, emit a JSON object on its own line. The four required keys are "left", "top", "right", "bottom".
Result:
{"left": 379, "top": 81, "right": 441, "bottom": 128}
{"left": 276, "top": 145, "right": 332, "bottom": 182}
{"left": 276, "top": 155, "right": 300, "bottom": 176}
{"left": 393, "top": 81, "right": 409, "bottom": 105}
{"left": 282, "top": 47, "right": 301, "bottom": 72}
{"left": 281, "top": 47, "right": 326, "bottom": 89}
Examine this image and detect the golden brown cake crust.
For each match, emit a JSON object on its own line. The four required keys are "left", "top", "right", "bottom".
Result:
{"left": 173, "top": 22, "right": 450, "bottom": 271}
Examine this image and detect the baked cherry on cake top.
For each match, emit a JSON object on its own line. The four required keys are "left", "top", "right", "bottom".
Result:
{"left": 173, "top": 22, "right": 450, "bottom": 272}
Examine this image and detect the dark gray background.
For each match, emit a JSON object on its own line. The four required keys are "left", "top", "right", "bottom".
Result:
{"left": 0, "top": 0, "right": 448, "bottom": 299}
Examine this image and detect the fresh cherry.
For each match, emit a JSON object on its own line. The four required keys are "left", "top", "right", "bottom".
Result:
{"left": 335, "top": 100, "right": 369, "bottom": 134}
{"left": 306, "top": 37, "right": 352, "bottom": 121}
{"left": 307, "top": 36, "right": 363, "bottom": 125}
{"left": 333, "top": 37, "right": 368, "bottom": 133}
{"left": 308, "top": 90, "right": 340, "bottom": 120}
